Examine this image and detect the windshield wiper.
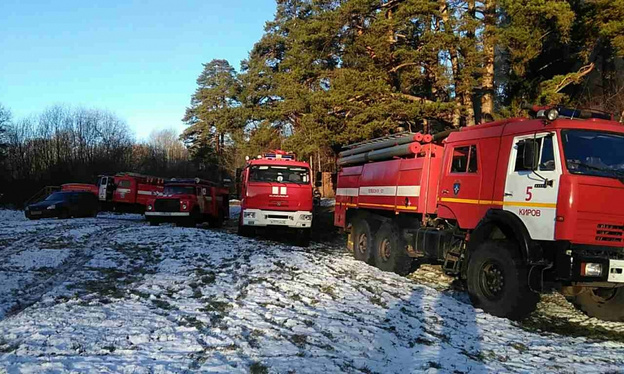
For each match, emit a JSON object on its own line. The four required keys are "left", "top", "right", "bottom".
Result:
{"left": 569, "top": 161, "right": 624, "bottom": 181}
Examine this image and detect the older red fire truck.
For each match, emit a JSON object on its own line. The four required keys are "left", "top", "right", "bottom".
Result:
{"left": 335, "top": 107, "right": 624, "bottom": 321}
{"left": 145, "top": 178, "right": 229, "bottom": 227}
{"left": 238, "top": 151, "right": 315, "bottom": 246}
{"left": 62, "top": 172, "right": 165, "bottom": 213}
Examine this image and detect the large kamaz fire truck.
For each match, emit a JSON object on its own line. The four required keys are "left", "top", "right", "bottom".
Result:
{"left": 335, "top": 107, "right": 624, "bottom": 321}
{"left": 145, "top": 178, "right": 229, "bottom": 227}
{"left": 238, "top": 151, "right": 315, "bottom": 246}
{"left": 62, "top": 172, "right": 165, "bottom": 213}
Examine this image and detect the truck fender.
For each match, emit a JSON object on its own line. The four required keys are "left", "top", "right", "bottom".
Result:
{"left": 467, "top": 209, "right": 542, "bottom": 265}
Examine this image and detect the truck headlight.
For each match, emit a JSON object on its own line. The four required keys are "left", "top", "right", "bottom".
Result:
{"left": 581, "top": 263, "right": 603, "bottom": 277}
{"left": 300, "top": 214, "right": 313, "bottom": 221}
{"left": 182, "top": 204, "right": 188, "bottom": 210}
{"left": 47, "top": 205, "right": 56, "bottom": 210}
{"left": 147, "top": 205, "right": 153, "bottom": 211}
{"left": 243, "top": 211, "right": 255, "bottom": 218}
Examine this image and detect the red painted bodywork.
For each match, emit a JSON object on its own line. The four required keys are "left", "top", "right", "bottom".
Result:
{"left": 335, "top": 117, "right": 624, "bottom": 248}
{"left": 111, "top": 175, "right": 165, "bottom": 206}
{"left": 61, "top": 173, "right": 165, "bottom": 210}
{"left": 146, "top": 182, "right": 229, "bottom": 218}
{"left": 61, "top": 183, "right": 98, "bottom": 195}
{"left": 240, "top": 158, "right": 314, "bottom": 213}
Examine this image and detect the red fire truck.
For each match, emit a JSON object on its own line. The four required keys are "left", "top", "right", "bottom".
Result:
{"left": 62, "top": 172, "right": 165, "bottom": 213}
{"left": 335, "top": 107, "right": 624, "bottom": 321}
{"left": 237, "top": 151, "right": 315, "bottom": 246}
{"left": 145, "top": 178, "right": 229, "bottom": 227}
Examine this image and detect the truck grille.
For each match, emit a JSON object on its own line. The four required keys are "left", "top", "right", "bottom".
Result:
{"left": 267, "top": 214, "right": 289, "bottom": 220}
{"left": 155, "top": 199, "right": 180, "bottom": 212}
{"left": 596, "top": 223, "right": 624, "bottom": 243}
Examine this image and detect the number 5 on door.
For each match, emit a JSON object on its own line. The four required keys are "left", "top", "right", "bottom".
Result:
{"left": 525, "top": 186, "right": 533, "bottom": 201}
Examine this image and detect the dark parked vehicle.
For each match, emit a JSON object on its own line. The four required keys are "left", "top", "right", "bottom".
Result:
{"left": 25, "top": 191, "right": 99, "bottom": 220}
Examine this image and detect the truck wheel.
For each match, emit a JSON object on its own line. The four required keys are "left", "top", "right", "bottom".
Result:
{"left": 373, "top": 223, "right": 413, "bottom": 275}
{"left": 149, "top": 220, "right": 159, "bottom": 226}
{"left": 466, "top": 241, "right": 539, "bottom": 320}
{"left": 569, "top": 287, "right": 624, "bottom": 322}
{"left": 295, "top": 229, "right": 311, "bottom": 247}
{"left": 352, "top": 217, "right": 374, "bottom": 264}
{"left": 208, "top": 213, "right": 223, "bottom": 228}
{"left": 237, "top": 220, "right": 254, "bottom": 237}
{"left": 178, "top": 219, "right": 195, "bottom": 228}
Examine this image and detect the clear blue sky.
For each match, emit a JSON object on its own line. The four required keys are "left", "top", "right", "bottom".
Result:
{"left": 0, "top": 0, "right": 276, "bottom": 139}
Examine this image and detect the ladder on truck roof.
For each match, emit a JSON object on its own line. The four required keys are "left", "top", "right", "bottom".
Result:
{"left": 343, "top": 131, "right": 417, "bottom": 149}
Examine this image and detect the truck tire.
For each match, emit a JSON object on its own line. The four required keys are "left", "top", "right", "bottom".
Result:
{"left": 237, "top": 219, "right": 254, "bottom": 237}
{"left": 208, "top": 212, "right": 224, "bottom": 228}
{"left": 149, "top": 220, "right": 159, "bottom": 226}
{"left": 568, "top": 287, "right": 624, "bottom": 322}
{"left": 466, "top": 240, "right": 539, "bottom": 320}
{"left": 352, "top": 217, "right": 374, "bottom": 264}
{"left": 373, "top": 223, "right": 413, "bottom": 275}
{"left": 295, "top": 229, "right": 311, "bottom": 247}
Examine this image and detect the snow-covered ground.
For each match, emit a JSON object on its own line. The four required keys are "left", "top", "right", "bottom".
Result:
{"left": 1, "top": 209, "right": 623, "bottom": 373}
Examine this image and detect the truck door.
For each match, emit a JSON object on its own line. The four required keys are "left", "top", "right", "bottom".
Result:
{"left": 503, "top": 132, "right": 562, "bottom": 240}
{"left": 98, "top": 177, "right": 108, "bottom": 201}
{"left": 438, "top": 144, "right": 482, "bottom": 228}
{"left": 198, "top": 187, "right": 207, "bottom": 213}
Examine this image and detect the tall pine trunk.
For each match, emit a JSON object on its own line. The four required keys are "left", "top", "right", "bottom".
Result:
{"left": 481, "top": 0, "right": 496, "bottom": 120}
{"left": 463, "top": 0, "right": 477, "bottom": 126}
{"left": 439, "top": 1, "right": 461, "bottom": 128}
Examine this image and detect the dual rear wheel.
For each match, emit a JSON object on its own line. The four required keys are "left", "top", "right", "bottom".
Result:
{"left": 351, "top": 217, "right": 412, "bottom": 276}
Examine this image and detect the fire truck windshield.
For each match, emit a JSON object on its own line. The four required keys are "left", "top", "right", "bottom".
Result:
{"left": 249, "top": 165, "right": 310, "bottom": 184}
{"left": 164, "top": 185, "right": 195, "bottom": 195}
{"left": 562, "top": 130, "right": 624, "bottom": 179}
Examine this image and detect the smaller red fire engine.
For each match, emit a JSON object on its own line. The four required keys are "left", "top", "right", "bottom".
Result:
{"left": 62, "top": 172, "right": 165, "bottom": 213}
{"left": 237, "top": 150, "right": 316, "bottom": 246}
{"left": 145, "top": 178, "right": 229, "bottom": 227}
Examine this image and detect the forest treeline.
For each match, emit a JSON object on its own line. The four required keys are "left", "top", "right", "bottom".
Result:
{"left": 0, "top": 104, "right": 199, "bottom": 206}
{"left": 1, "top": 0, "right": 623, "bottom": 205}
{"left": 181, "top": 0, "right": 624, "bottom": 174}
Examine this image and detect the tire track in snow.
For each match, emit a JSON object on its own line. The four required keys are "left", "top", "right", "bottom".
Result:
{"left": 0, "top": 220, "right": 87, "bottom": 264}
{"left": 1, "top": 221, "right": 141, "bottom": 320}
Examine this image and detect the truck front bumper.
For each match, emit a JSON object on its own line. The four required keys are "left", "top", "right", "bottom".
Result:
{"left": 555, "top": 244, "right": 624, "bottom": 283}
{"left": 145, "top": 212, "right": 190, "bottom": 217}
{"left": 241, "top": 209, "right": 312, "bottom": 229}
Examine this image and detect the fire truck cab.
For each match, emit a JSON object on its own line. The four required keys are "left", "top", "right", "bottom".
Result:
{"left": 335, "top": 107, "right": 624, "bottom": 321}
{"left": 238, "top": 151, "right": 314, "bottom": 246}
{"left": 145, "top": 178, "right": 229, "bottom": 228}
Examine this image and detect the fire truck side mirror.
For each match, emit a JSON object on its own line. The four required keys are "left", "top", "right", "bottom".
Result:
{"left": 522, "top": 139, "right": 539, "bottom": 170}
{"left": 315, "top": 171, "right": 322, "bottom": 187}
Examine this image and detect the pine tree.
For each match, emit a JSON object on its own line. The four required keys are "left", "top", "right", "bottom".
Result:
{"left": 182, "top": 59, "right": 242, "bottom": 164}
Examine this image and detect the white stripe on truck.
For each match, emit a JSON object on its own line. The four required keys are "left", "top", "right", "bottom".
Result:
{"left": 336, "top": 185, "right": 421, "bottom": 197}
{"left": 336, "top": 188, "right": 359, "bottom": 196}
{"left": 397, "top": 185, "right": 421, "bottom": 197}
